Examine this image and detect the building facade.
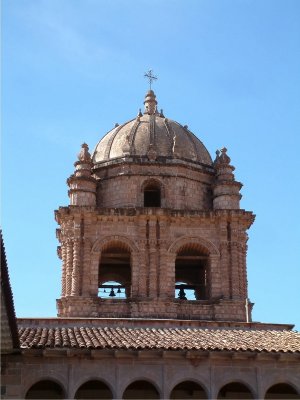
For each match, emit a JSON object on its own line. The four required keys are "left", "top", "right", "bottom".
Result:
{"left": 1, "top": 90, "right": 300, "bottom": 399}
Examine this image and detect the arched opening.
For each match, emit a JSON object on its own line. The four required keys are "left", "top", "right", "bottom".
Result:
{"left": 217, "top": 382, "right": 254, "bottom": 399}
{"left": 123, "top": 380, "right": 160, "bottom": 399}
{"left": 25, "top": 380, "right": 64, "bottom": 399}
{"left": 170, "top": 381, "right": 207, "bottom": 399}
{"left": 144, "top": 182, "right": 161, "bottom": 207}
{"left": 98, "top": 243, "right": 131, "bottom": 299}
{"left": 175, "top": 244, "right": 209, "bottom": 300}
{"left": 265, "top": 383, "right": 300, "bottom": 399}
{"left": 75, "top": 380, "right": 113, "bottom": 399}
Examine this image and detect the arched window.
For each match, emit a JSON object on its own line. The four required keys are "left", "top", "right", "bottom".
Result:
{"left": 170, "top": 381, "right": 207, "bottom": 399}
{"left": 265, "top": 383, "right": 300, "bottom": 399}
{"left": 144, "top": 182, "right": 161, "bottom": 207}
{"left": 175, "top": 245, "right": 209, "bottom": 300}
{"left": 217, "top": 382, "right": 254, "bottom": 399}
{"left": 98, "top": 243, "right": 131, "bottom": 299}
{"left": 75, "top": 380, "right": 113, "bottom": 399}
{"left": 25, "top": 380, "right": 64, "bottom": 399}
{"left": 123, "top": 380, "right": 160, "bottom": 399}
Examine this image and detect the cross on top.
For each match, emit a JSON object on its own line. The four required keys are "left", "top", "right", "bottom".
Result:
{"left": 144, "top": 69, "right": 158, "bottom": 90}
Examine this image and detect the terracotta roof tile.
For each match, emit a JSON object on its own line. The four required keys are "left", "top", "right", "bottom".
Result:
{"left": 18, "top": 325, "right": 300, "bottom": 353}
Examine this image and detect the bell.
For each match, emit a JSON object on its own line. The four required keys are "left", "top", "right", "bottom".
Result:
{"left": 109, "top": 288, "right": 116, "bottom": 297}
{"left": 103, "top": 289, "right": 106, "bottom": 293}
{"left": 178, "top": 287, "right": 187, "bottom": 300}
{"left": 117, "top": 287, "right": 121, "bottom": 294}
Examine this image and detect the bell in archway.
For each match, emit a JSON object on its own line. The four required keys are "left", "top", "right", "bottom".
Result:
{"left": 178, "top": 287, "right": 187, "bottom": 300}
{"left": 109, "top": 288, "right": 116, "bottom": 297}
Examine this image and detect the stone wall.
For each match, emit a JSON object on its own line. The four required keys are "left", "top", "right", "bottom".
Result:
{"left": 2, "top": 351, "right": 299, "bottom": 399}
{"left": 94, "top": 162, "right": 214, "bottom": 210}
{"left": 55, "top": 207, "right": 254, "bottom": 321}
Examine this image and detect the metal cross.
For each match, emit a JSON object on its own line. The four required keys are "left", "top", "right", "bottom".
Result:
{"left": 144, "top": 69, "right": 158, "bottom": 90}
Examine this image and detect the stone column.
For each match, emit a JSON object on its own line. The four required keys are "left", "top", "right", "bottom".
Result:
{"left": 209, "top": 255, "right": 222, "bottom": 298}
{"left": 81, "top": 238, "right": 92, "bottom": 296}
{"left": 61, "top": 240, "right": 67, "bottom": 297}
{"left": 148, "top": 219, "right": 158, "bottom": 298}
{"left": 135, "top": 240, "right": 146, "bottom": 298}
{"left": 165, "top": 253, "right": 176, "bottom": 300}
{"left": 220, "top": 241, "right": 230, "bottom": 299}
{"left": 71, "top": 239, "right": 81, "bottom": 296}
{"left": 158, "top": 240, "right": 171, "bottom": 299}
{"left": 65, "top": 239, "right": 73, "bottom": 296}
{"left": 237, "top": 243, "right": 245, "bottom": 299}
{"left": 88, "top": 250, "right": 99, "bottom": 297}
{"left": 157, "top": 219, "right": 171, "bottom": 299}
{"left": 230, "top": 241, "right": 240, "bottom": 299}
{"left": 131, "top": 252, "right": 140, "bottom": 297}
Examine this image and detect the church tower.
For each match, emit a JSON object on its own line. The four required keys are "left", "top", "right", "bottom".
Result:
{"left": 55, "top": 89, "right": 254, "bottom": 321}
{"left": 4, "top": 87, "right": 299, "bottom": 400}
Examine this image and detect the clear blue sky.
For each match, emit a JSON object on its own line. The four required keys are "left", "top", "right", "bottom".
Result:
{"left": 2, "top": 0, "right": 300, "bottom": 330}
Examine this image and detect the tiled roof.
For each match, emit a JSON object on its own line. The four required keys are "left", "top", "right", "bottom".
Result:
{"left": 18, "top": 325, "right": 300, "bottom": 353}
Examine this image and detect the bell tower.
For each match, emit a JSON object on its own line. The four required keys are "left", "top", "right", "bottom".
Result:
{"left": 55, "top": 90, "right": 254, "bottom": 321}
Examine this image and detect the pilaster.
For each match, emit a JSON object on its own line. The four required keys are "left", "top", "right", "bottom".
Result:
{"left": 61, "top": 240, "right": 67, "bottom": 297}
{"left": 148, "top": 218, "right": 158, "bottom": 298}
{"left": 65, "top": 240, "right": 73, "bottom": 297}
{"left": 209, "top": 255, "right": 222, "bottom": 298}
{"left": 71, "top": 239, "right": 81, "bottom": 296}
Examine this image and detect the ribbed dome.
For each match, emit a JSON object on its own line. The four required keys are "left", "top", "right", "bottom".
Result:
{"left": 92, "top": 91, "right": 212, "bottom": 166}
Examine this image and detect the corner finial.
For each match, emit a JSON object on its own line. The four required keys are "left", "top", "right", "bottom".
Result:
{"left": 144, "top": 69, "right": 158, "bottom": 90}
{"left": 77, "top": 143, "right": 91, "bottom": 163}
{"left": 214, "top": 147, "right": 231, "bottom": 166}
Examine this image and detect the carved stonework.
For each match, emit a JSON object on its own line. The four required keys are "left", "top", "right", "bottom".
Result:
{"left": 55, "top": 91, "right": 255, "bottom": 322}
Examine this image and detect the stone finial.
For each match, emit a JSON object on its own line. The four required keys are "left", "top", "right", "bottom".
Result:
{"left": 219, "top": 147, "right": 231, "bottom": 164}
{"left": 213, "top": 147, "right": 242, "bottom": 210}
{"left": 77, "top": 143, "right": 91, "bottom": 163}
{"left": 67, "top": 143, "right": 96, "bottom": 207}
{"left": 214, "top": 147, "right": 230, "bottom": 166}
{"left": 144, "top": 90, "right": 158, "bottom": 115}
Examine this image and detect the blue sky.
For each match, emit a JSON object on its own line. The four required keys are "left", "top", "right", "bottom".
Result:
{"left": 2, "top": 0, "right": 300, "bottom": 330}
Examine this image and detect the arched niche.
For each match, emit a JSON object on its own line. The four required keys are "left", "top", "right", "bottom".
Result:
{"left": 25, "top": 380, "right": 65, "bottom": 399}
{"left": 122, "top": 380, "right": 160, "bottom": 399}
{"left": 168, "top": 236, "right": 219, "bottom": 257}
{"left": 174, "top": 243, "right": 210, "bottom": 300}
{"left": 168, "top": 236, "right": 220, "bottom": 300}
{"left": 74, "top": 380, "right": 113, "bottom": 399}
{"left": 170, "top": 380, "right": 208, "bottom": 399}
{"left": 265, "top": 383, "right": 300, "bottom": 399}
{"left": 141, "top": 178, "right": 164, "bottom": 208}
{"left": 98, "top": 241, "right": 132, "bottom": 299}
{"left": 91, "top": 235, "right": 139, "bottom": 298}
{"left": 217, "top": 382, "right": 254, "bottom": 399}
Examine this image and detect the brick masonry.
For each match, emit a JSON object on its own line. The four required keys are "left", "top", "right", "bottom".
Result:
{"left": 2, "top": 93, "right": 300, "bottom": 399}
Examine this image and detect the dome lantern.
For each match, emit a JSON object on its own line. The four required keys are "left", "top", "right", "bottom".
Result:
{"left": 143, "top": 90, "right": 158, "bottom": 115}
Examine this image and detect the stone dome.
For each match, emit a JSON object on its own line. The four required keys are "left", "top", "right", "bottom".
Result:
{"left": 92, "top": 90, "right": 212, "bottom": 166}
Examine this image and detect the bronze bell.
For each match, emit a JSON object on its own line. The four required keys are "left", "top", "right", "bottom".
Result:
{"left": 178, "top": 287, "right": 187, "bottom": 300}
{"left": 109, "top": 288, "right": 116, "bottom": 297}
